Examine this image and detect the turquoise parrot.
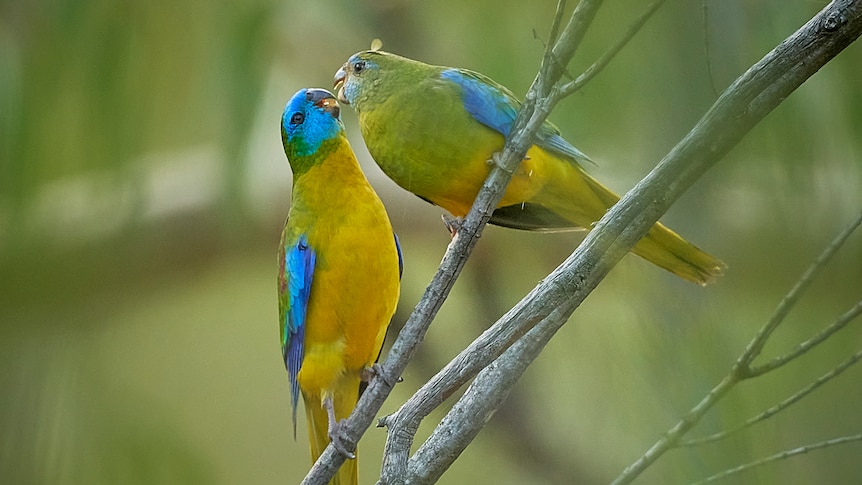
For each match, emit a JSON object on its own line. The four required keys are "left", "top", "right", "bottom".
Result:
{"left": 334, "top": 50, "right": 724, "bottom": 285}
{"left": 278, "top": 88, "right": 402, "bottom": 485}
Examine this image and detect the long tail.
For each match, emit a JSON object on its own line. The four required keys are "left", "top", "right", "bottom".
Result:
{"left": 630, "top": 218, "right": 726, "bottom": 285}
{"left": 532, "top": 152, "right": 726, "bottom": 285}
{"left": 302, "top": 383, "right": 360, "bottom": 485}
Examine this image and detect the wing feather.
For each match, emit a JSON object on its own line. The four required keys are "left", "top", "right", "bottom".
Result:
{"left": 439, "top": 68, "right": 591, "bottom": 164}
{"left": 278, "top": 232, "right": 316, "bottom": 433}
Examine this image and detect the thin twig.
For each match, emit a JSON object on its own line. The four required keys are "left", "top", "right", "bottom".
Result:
{"left": 681, "top": 347, "right": 862, "bottom": 446}
{"left": 558, "top": 0, "right": 667, "bottom": 97}
{"left": 546, "top": 0, "right": 568, "bottom": 60}
{"left": 735, "top": 210, "right": 862, "bottom": 377}
{"left": 691, "top": 434, "right": 862, "bottom": 484}
{"left": 534, "top": 0, "right": 577, "bottom": 82}
{"left": 611, "top": 375, "right": 739, "bottom": 485}
{"left": 613, "top": 207, "right": 862, "bottom": 484}
{"left": 542, "top": 0, "right": 605, "bottom": 98}
{"left": 703, "top": 0, "right": 719, "bottom": 98}
{"left": 749, "top": 299, "right": 862, "bottom": 376}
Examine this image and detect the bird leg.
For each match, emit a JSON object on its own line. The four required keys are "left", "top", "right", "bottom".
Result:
{"left": 361, "top": 363, "right": 401, "bottom": 388}
{"left": 441, "top": 213, "right": 463, "bottom": 237}
{"left": 323, "top": 396, "right": 355, "bottom": 459}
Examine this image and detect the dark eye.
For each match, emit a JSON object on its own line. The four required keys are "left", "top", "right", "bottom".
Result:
{"left": 290, "top": 112, "right": 304, "bottom": 125}
{"left": 353, "top": 60, "right": 366, "bottom": 74}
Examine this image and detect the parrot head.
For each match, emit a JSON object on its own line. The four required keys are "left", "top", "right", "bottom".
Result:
{"left": 281, "top": 88, "right": 343, "bottom": 164}
{"left": 334, "top": 50, "right": 423, "bottom": 112}
{"left": 334, "top": 51, "right": 380, "bottom": 107}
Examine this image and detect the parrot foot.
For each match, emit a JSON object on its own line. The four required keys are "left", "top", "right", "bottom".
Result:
{"left": 361, "top": 363, "right": 401, "bottom": 388}
{"left": 442, "top": 214, "right": 463, "bottom": 236}
{"left": 487, "top": 154, "right": 528, "bottom": 167}
{"left": 324, "top": 396, "right": 356, "bottom": 459}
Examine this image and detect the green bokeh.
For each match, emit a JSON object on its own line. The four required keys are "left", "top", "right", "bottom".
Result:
{"left": 2, "top": 1, "right": 861, "bottom": 483}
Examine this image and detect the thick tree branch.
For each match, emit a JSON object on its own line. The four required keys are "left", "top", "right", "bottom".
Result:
{"left": 406, "top": 302, "right": 577, "bottom": 484}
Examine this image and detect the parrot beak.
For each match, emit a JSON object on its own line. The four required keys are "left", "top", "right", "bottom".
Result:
{"left": 305, "top": 88, "right": 340, "bottom": 119}
{"left": 333, "top": 66, "right": 349, "bottom": 104}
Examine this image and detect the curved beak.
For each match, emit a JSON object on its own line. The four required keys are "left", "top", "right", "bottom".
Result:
{"left": 333, "top": 66, "right": 349, "bottom": 104}
{"left": 305, "top": 88, "right": 340, "bottom": 119}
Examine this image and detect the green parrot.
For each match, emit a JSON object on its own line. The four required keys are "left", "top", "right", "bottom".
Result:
{"left": 334, "top": 50, "right": 724, "bottom": 285}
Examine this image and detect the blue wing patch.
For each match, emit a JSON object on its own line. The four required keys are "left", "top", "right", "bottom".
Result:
{"left": 542, "top": 132, "right": 592, "bottom": 164}
{"left": 283, "top": 234, "right": 316, "bottom": 430}
{"left": 440, "top": 68, "right": 517, "bottom": 137}
{"left": 440, "top": 68, "right": 592, "bottom": 165}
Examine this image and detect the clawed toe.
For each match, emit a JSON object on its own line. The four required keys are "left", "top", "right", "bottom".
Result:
{"left": 442, "top": 214, "right": 463, "bottom": 237}
{"left": 323, "top": 396, "right": 356, "bottom": 459}
{"left": 361, "top": 363, "right": 401, "bottom": 388}
{"left": 328, "top": 419, "right": 355, "bottom": 459}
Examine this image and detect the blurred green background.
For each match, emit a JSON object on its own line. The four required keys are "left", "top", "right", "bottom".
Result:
{"left": 2, "top": 0, "right": 861, "bottom": 483}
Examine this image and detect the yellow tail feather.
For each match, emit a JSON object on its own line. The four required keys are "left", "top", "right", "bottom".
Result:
{"left": 530, "top": 149, "right": 725, "bottom": 285}
{"left": 632, "top": 220, "right": 726, "bottom": 285}
{"left": 579, "top": 169, "right": 725, "bottom": 285}
{"left": 303, "top": 384, "right": 359, "bottom": 485}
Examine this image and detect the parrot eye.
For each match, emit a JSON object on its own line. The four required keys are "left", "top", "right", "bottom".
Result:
{"left": 353, "top": 60, "right": 366, "bottom": 74}
{"left": 290, "top": 112, "right": 304, "bottom": 125}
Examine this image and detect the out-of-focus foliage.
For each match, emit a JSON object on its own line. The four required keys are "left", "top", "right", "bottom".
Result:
{"left": 1, "top": 1, "right": 861, "bottom": 483}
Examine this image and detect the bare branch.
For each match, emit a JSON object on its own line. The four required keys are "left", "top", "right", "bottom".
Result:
{"left": 544, "top": 0, "right": 605, "bottom": 95}
{"left": 681, "top": 347, "right": 862, "bottom": 446}
{"left": 611, "top": 376, "right": 738, "bottom": 485}
{"left": 546, "top": 0, "right": 568, "bottom": 54}
{"left": 558, "top": 0, "right": 667, "bottom": 97}
{"left": 613, "top": 208, "right": 862, "bottom": 484}
{"left": 702, "top": 0, "right": 720, "bottom": 98}
{"left": 405, "top": 304, "right": 590, "bottom": 484}
{"left": 735, "top": 210, "right": 862, "bottom": 376}
{"left": 692, "top": 434, "right": 862, "bottom": 484}
{"left": 748, "top": 298, "right": 862, "bottom": 376}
